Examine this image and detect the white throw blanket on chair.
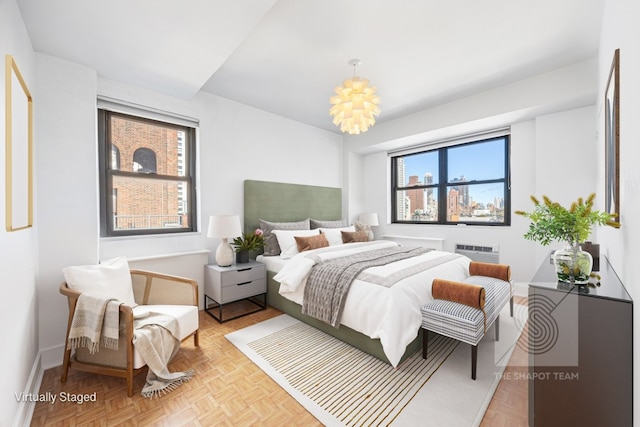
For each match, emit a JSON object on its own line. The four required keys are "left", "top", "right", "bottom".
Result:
{"left": 133, "top": 313, "right": 194, "bottom": 398}
{"left": 68, "top": 293, "right": 121, "bottom": 354}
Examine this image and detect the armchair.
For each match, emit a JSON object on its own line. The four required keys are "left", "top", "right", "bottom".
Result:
{"left": 60, "top": 269, "right": 199, "bottom": 396}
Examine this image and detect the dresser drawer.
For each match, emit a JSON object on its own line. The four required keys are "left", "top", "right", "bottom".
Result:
{"left": 220, "top": 264, "right": 265, "bottom": 287}
{"left": 221, "top": 278, "right": 266, "bottom": 303}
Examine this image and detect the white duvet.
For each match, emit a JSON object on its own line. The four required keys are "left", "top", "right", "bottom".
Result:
{"left": 272, "top": 240, "right": 471, "bottom": 367}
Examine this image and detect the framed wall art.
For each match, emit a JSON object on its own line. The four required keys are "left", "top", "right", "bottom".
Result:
{"left": 5, "top": 54, "right": 33, "bottom": 231}
{"left": 604, "top": 48, "right": 620, "bottom": 219}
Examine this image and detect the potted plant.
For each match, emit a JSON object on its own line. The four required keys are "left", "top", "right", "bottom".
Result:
{"left": 515, "top": 193, "right": 619, "bottom": 284}
{"left": 232, "top": 228, "right": 265, "bottom": 263}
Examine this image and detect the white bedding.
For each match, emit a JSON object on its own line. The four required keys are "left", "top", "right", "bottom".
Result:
{"left": 270, "top": 240, "right": 471, "bottom": 367}
{"left": 256, "top": 253, "right": 288, "bottom": 272}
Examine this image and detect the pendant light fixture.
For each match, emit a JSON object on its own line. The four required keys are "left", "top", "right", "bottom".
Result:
{"left": 329, "top": 59, "right": 381, "bottom": 135}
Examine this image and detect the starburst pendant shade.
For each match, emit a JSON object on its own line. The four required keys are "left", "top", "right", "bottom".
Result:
{"left": 329, "top": 76, "right": 381, "bottom": 135}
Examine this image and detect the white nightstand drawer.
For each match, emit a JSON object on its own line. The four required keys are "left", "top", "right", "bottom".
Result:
{"left": 222, "top": 278, "right": 266, "bottom": 302}
{"left": 220, "top": 265, "right": 265, "bottom": 287}
{"left": 204, "top": 261, "right": 268, "bottom": 313}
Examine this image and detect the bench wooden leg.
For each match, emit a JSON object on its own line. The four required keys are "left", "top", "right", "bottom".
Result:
{"left": 495, "top": 315, "right": 500, "bottom": 341}
{"left": 422, "top": 328, "right": 428, "bottom": 359}
{"left": 471, "top": 345, "right": 478, "bottom": 380}
{"left": 510, "top": 296, "right": 514, "bottom": 317}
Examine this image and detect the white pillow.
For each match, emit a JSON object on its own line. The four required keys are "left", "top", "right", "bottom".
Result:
{"left": 62, "top": 257, "right": 137, "bottom": 307}
{"left": 272, "top": 229, "right": 321, "bottom": 259}
{"left": 319, "top": 226, "right": 356, "bottom": 246}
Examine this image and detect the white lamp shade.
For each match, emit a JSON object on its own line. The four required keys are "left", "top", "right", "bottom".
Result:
{"left": 359, "top": 213, "right": 379, "bottom": 226}
{"left": 207, "top": 215, "right": 242, "bottom": 239}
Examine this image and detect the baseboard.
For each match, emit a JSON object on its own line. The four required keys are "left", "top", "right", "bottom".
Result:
{"left": 12, "top": 345, "right": 63, "bottom": 427}
{"left": 12, "top": 353, "right": 44, "bottom": 427}
{"left": 40, "top": 344, "right": 64, "bottom": 370}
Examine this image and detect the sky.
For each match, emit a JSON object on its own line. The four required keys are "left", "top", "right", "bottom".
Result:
{"left": 400, "top": 137, "right": 506, "bottom": 206}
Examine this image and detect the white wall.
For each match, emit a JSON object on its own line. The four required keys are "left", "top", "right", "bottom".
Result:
{"left": 33, "top": 57, "right": 343, "bottom": 370}
{"left": 344, "top": 150, "right": 366, "bottom": 223}
{"left": 531, "top": 106, "right": 599, "bottom": 265}
{"left": 0, "top": 0, "right": 39, "bottom": 425}
{"left": 35, "top": 54, "right": 100, "bottom": 361}
{"left": 351, "top": 66, "right": 598, "bottom": 285}
{"left": 345, "top": 0, "right": 639, "bottom": 420}
{"left": 5, "top": 0, "right": 638, "bottom": 425}
{"left": 97, "top": 79, "right": 343, "bottom": 262}
{"left": 344, "top": 59, "right": 597, "bottom": 155}
{"left": 599, "top": 0, "right": 640, "bottom": 423}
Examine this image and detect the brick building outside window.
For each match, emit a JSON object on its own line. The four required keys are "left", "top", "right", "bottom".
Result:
{"left": 98, "top": 109, "right": 196, "bottom": 236}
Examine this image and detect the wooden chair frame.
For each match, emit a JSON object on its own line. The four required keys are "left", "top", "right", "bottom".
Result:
{"left": 60, "top": 269, "right": 199, "bottom": 396}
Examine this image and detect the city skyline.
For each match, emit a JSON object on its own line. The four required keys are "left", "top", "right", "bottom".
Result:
{"left": 400, "top": 138, "right": 506, "bottom": 206}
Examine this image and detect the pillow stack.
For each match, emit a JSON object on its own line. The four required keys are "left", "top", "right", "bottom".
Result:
{"left": 260, "top": 218, "right": 355, "bottom": 258}
{"left": 259, "top": 219, "right": 310, "bottom": 256}
{"left": 272, "top": 229, "right": 321, "bottom": 259}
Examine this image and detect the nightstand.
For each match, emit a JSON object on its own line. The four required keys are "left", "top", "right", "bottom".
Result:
{"left": 204, "top": 260, "right": 267, "bottom": 323}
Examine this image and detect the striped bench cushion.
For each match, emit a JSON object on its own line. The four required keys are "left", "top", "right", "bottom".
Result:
{"left": 421, "top": 276, "right": 511, "bottom": 346}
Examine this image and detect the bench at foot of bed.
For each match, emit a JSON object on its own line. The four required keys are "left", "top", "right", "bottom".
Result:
{"left": 421, "top": 261, "right": 513, "bottom": 380}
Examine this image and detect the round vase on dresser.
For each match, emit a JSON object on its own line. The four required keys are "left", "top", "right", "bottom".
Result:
{"left": 552, "top": 243, "right": 593, "bottom": 284}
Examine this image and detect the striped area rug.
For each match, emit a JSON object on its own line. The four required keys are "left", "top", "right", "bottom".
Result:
{"left": 227, "top": 316, "right": 458, "bottom": 426}
{"left": 227, "top": 304, "right": 525, "bottom": 426}
{"left": 250, "top": 323, "right": 456, "bottom": 426}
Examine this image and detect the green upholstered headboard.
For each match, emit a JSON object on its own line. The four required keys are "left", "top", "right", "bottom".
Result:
{"left": 243, "top": 180, "right": 342, "bottom": 233}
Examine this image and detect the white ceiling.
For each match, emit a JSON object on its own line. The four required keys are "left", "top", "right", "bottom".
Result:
{"left": 17, "top": 0, "right": 604, "bottom": 134}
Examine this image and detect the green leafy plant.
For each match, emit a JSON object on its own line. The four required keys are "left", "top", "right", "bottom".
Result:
{"left": 515, "top": 193, "right": 619, "bottom": 246}
{"left": 232, "top": 228, "right": 265, "bottom": 253}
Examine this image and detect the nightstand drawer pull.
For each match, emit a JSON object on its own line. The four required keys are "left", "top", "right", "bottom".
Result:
{"left": 237, "top": 281, "right": 252, "bottom": 286}
{"left": 217, "top": 264, "right": 265, "bottom": 286}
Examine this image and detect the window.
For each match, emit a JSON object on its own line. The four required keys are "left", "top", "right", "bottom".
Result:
{"left": 98, "top": 109, "right": 197, "bottom": 236}
{"left": 391, "top": 135, "right": 510, "bottom": 225}
{"left": 132, "top": 148, "right": 157, "bottom": 173}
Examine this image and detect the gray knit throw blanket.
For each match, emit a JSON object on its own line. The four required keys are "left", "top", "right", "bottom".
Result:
{"left": 303, "top": 246, "right": 430, "bottom": 327}
{"left": 67, "top": 293, "right": 121, "bottom": 354}
{"left": 133, "top": 313, "right": 194, "bottom": 398}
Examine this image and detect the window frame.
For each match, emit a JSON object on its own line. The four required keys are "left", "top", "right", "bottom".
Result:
{"left": 98, "top": 109, "right": 197, "bottom": 237}
{"left": 391, "top": 135, "right": 511, "bottom": 226}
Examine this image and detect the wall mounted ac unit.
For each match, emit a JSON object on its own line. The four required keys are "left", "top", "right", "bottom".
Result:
{"left": 455, "top": 244, "right": 499, "bottom": 264}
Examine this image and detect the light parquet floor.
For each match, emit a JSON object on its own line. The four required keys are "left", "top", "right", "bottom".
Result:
{"left": 479, "top": 296, "right": 529, "bottom": 427}
{"left": 31, "top": 298, "right": 528, "bottom": 426}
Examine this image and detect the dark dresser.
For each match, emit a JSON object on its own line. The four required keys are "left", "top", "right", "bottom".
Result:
{"left": 528, "top": 255, "right": 632, "bottom": 426}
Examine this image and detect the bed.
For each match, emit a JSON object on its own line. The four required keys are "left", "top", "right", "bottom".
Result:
{"left": 243, "top": 180, "right": 471, "bottom": 367}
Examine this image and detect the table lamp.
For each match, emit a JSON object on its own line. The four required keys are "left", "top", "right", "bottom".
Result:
{"left": 207, "top": 215, "right": 242, "bottom": 267}
{"left": 358, "top": 213, "right": 379, "bottom": 241}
